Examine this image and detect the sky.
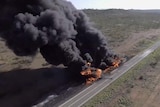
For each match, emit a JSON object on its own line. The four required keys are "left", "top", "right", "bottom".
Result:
{"left": 67, "top": 0, "right": 160, "bottom": 10}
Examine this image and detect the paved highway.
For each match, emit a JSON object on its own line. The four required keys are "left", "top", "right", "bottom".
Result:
{"left": 58, "top": 41, "right": 160, "bottom": 107}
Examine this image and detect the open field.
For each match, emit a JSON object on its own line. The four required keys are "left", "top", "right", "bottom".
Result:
{"left": 84, "top": 9, "right": 160, "bottom": 45}
{"left": 1, "top": 9, "right": 160, "bottom": 107}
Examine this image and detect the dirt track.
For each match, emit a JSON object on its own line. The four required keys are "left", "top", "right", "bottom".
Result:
{"left": 114, "top": 29, "right": 160, "bottom": 54}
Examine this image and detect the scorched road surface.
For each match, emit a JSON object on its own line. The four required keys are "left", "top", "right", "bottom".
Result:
{"left": 58, "top": 41, "right": 160, "bottom": 107}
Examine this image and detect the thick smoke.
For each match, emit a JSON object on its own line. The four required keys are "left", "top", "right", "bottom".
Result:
{"left": 0, "top": 0, "right": 116, "bottom": 72}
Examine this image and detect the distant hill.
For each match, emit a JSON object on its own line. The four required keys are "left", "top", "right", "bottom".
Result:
{"left": 130, "top": 9, "right": 160, "bottom": 14}
{"left": 83, "top": 9, "right": 160, "bottom": 14}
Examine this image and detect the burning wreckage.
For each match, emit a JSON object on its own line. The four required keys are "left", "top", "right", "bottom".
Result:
{"left": 81, "top": 57, "right": 121, "bottom": 84}
{"left": 0, "top": 0, "right": 122, "bottom": 84}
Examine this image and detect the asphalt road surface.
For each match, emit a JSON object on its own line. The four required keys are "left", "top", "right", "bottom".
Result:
{"left": 58, "top": 41, "right": 160, "bottom": 107}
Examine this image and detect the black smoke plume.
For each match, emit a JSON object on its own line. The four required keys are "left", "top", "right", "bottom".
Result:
{"left": 0, "top": 0, "right": 116, "bottom": 72}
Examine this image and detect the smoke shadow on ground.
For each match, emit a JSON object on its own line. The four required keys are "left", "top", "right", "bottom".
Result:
{"left": 0, "top": 67, "right": 84, "bottom": 107}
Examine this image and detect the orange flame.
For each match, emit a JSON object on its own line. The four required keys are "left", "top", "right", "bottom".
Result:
{"left": 80, "top": 68, "right": 92, "bottom": 75}
{"left": 81, "top": 57, "right": 122, "bottom": 85}
{"left": 80, "top": 63, "right": 102, "bottom": 85}
{"left": 81, "top": 68, "right": 102, "bottom": 85}
{"left": 112, "top": 57, "right": 121, "bottom": 68}
{"left": 104, "top": 57, "right": 121, "bottom": 73}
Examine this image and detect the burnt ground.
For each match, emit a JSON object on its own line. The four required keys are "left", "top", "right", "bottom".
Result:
{"left": 0, "top": 28, "right": 160, "bottom": 107}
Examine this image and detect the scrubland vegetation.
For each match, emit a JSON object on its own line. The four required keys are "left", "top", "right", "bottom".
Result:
{"left": 84, "top": 9, "right": 160, "bottom": 46}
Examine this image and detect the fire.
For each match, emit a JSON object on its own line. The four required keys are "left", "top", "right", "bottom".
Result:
{"left": 104, "top": 57, "right": 121, "bottom": 73}
{"left": 86, "top": 77, "right": 96, "bottom": 84}
{"left": 81, "top": 57, "right": 122, "bottom": 85}
{"left": 112, "top": 57, "right": 121, "bottom": 68}
{"left": 81, "top": 67, "right": 102, "bottom": 85}
{"left": 80, "top": 62, "right": 102, "bottom": 85}
{"left": 80, "top": 68, "right": 92, "bottom": 75}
